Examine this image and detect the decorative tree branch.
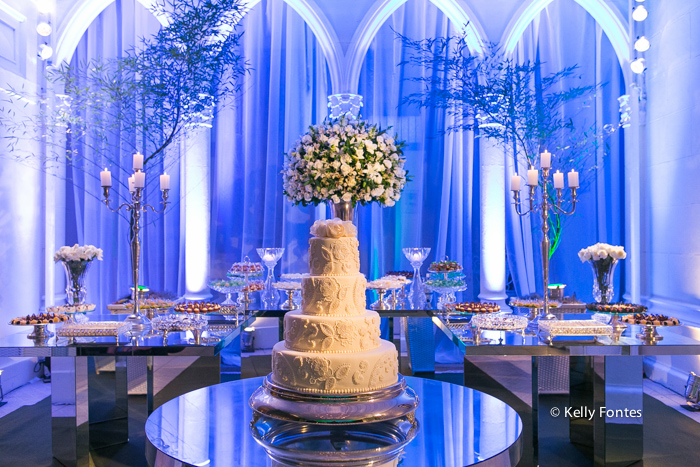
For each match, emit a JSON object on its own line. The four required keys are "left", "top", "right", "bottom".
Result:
{"left": 0, "top": 0, "right": 250, "bottom": 206}
{"left": 399, "top": 35, "right": 622, "bottom": 257}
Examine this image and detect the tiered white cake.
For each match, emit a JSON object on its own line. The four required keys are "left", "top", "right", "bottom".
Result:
{"left": 271, "top": 219, "right": 399, "bottom": 394}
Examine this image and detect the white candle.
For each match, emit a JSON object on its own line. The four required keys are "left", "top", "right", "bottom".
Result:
{"left": 527, "top": 169, "right": 539, "bottom": 186}
{"left": 159, "top": 172, "right": 170, "bottom": 190}
{"left": 568, "top": 169, "right": 579, "bottom": 188}
{"left": 128, "top": 175, "right": 135, "bottom": 193}
{"left": 100, "top": 168, "right": 112, "bottom": 187}
{"left": 133, "top": 152, "right": 144, "bottom": 171}
{"left": 553, "top": 170, "right": 564, "bottom": 189}
{"left": 540, "top": 150, "right": 551, "bottom": 169}
{"left": 510, "top": 175, "right": 521, "bottom": 191}
{"left": 134, "top": 171, "right": 146, "bottom": 188}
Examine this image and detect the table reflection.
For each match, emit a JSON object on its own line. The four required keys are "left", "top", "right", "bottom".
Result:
{"left": 145, "top": 376, "right": 522, "bottom": 466}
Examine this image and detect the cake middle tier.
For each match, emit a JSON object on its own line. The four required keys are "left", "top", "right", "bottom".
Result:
{"left": 309, "top": 236, "right": 360, "bottom": 276}
{"left": 284, "top": 310, "right": 381, "bottom": 353}
{"left": 271, "top": 340, "right": 399, "bottom": 394}
{"left": 301, "top": 274, "right": 367, "bottom": 316}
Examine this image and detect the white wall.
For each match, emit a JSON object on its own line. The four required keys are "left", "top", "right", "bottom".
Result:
{"left": 642, "top": 0, "right": 700, "bottom": 391}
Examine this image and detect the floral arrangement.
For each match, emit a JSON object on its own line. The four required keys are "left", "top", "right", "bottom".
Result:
{"left": 310, "top": 218, "right": 358, "bottom": 238}
{"left": 282, "top": 116, "right": 409, "bottom": 207}
{"left": 577, "top": 243, "right": 626, "bottom": 262}
{"left": 54, "top": 244, "right": 103, "bottom": 262}
{"left": 579, "top": 243, "right": 625, "bottom": 304}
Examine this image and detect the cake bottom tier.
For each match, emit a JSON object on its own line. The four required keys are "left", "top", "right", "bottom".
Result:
{"left": 271, "top": 340, "right": 399, "bottom": 394}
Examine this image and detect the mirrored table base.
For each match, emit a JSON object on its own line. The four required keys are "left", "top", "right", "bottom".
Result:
{"left": 145, "top": 376, "right": 523, "bottom": 467}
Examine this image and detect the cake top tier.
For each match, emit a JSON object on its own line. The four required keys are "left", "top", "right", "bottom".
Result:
{"left": 310, "top": 218, "right": 357, "bottom": 238}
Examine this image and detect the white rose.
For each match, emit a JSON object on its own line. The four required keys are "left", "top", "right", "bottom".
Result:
{"left": 340, "top": 163, "right": 352, "bottom": 176}
{"left": 302, "top": 134, "right": 312, "bottom": 144}
{"left": 598, "top": 249, "right": 608, "bottom": 259}
{"left": 331, "top": 195, "right": 341, "bottom": 203}
{"left": 341, "top": 193, "right": 353, "bottom": 202}
{"left": 371, "top": 187, "right": 385, "bottom": 197}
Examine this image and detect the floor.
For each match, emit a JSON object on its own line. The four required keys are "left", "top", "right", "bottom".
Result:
{"left": 1, "top": 354, "right": 700, "bottom": 466}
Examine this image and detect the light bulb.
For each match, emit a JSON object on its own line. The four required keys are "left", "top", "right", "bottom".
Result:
{"left": 39, "top": 43, "right": 53, "bottom": 60}
{"left": 630, "top": 58, "right": 646, "bottom": 74}
{"left": 36, "top": 0, "right": 53, "bottom": 14}
{"left": 632, "top": 5, "right": 648, "bottom": 22}
{"left": 36, "top": 22, "right": 52, "bottom": 36}
{"left": 634, "top": 36, "right": 650, "bottom": 52}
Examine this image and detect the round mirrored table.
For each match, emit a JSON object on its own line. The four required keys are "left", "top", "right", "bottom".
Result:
{"left": 145, "top": 376, "right": 523, "bottom": 467}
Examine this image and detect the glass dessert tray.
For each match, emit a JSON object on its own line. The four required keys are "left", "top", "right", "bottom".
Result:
{"left": 249, "top": 374, "right": 420, "bottom": 425}
{"left": 538, "top": 319, "right": 613, "bottom": 343}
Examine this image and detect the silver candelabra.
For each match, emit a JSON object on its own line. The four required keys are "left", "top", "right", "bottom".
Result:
{"left": 102, "top": 172, "right": 169, "bottom": 329}
{"left": 512, "top": 164, "right": 578, "bottom": 320}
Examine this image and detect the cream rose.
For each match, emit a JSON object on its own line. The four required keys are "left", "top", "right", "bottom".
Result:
{"left": 309, "top": 219, "right": 357, "bottom": 238}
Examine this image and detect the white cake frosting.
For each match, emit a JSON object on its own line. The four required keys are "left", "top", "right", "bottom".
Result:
{"left": 309, "top": 237, "right": 361, "bottom": 276}
{"left": 271, "top": 340, "right": 398, "bottom": 394}
{"left": 272, "top": 218, "right": 400, "bottom": 395}
{"left": 284, "top": 310, "right": 381, "bottom": 353}
{"left": 301, "top": 274, "right": 366, "bottom": 316}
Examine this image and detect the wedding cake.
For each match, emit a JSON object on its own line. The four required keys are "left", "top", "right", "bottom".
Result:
{"left": 271, "top": 218, "right": 399, "bottom": 394}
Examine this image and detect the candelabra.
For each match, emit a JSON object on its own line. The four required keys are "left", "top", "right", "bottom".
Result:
{"left": 511, "top": 155, "right": 579, "bottom": 322}
{"left": 101, "top": 159, "right": 170, "bottom": 329}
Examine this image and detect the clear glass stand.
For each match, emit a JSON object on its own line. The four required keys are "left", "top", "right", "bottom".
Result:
{"left": 257, "top": 248, "right": 285, "bottom": 309}
{"left": 402, "top": 248, "right": 431, "bottom": 310}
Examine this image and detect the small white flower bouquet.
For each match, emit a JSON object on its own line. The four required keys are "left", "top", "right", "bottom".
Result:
{"left": 282, "top": 116, "right": 409, "bottom": 207}
{"left": 54, "top": 244, "right": 104, "bottom": 262}
{"left": 577, "top": 243, "right": 626, "bottom": 263}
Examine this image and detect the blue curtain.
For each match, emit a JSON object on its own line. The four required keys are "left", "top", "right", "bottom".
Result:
{"left": 357, "top": 0, "right": 480, "bottom": 297}
{"left": 64, "top": 1, "right": 173, "bottom": 307}
{"left": 60, "top": 0, "right": 625, "bottom": 308}
{"left": 507, "top": 0, "right": 626, "bottom": 302}
{"left": 210, "top": 0, "right": 330, "bottom": 280}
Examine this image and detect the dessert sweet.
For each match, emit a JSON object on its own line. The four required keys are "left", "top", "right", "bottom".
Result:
{"left": 428, "top": 259, "right": 462, "bottom": 273}
{"left": 47, "top": 304, "right": 96, "bottom": 313}
{"left": 445, "top": 302, "right": 500, "bottom": 314}
{"left": 510, "top": 298, "right": 562, "bottom": 308}
{"left": 271, "top": 218, "right": 398, "bottom": 394}
{"left": 57, "top": 322, "right": 131, "bottom": 337}
{"left": 586, "top": 303, "right": 647, "bottom": 314}
{"left": 173, "top": 301, "right": 221, "bottom": 314}
{"left": 227, "top": 261, "right": 263, "bottom": 277}
{"left": 622, "top": 313, "right": 680, "bottom": 326}
{"left": 10, "top": 312, "right": 69, "bottom": 325}
{"left": 384, "top": 270, "right": 414, "bottom": 279}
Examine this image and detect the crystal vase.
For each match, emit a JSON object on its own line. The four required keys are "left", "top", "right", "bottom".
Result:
{"left": 61, "top": 260, "right": 93, "bottom": 305}
{"left": 328, "top": 200, "right": 357, "bottom": 223}
{"left": 589, "top": 258, "right": 618, "bottom": 304}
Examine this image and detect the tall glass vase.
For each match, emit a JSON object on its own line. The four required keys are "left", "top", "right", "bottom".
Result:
{"left": 61, "top": 260, "right": 93, "bottom": 305}
{"left": 589, "top": 258, "right": 618, "bottom": 304}
{"left": 328, "top": 200, "right": 357, "bottom": 223}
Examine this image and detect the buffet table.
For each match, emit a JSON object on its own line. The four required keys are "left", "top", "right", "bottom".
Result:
{"left": 145, "top": 376, "right": 523, "bottom": 467}
{"left": 0, "top": 313, "right": 252, "bottom": 467}
{"left": 432, "top": 312, "right": 700, "bottom": 466}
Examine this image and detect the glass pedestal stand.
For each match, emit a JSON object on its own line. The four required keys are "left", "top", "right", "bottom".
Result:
{"left": 249, "top": 374, "right": 419, "bottom": 424}
{"left": 279, "top": 289, "right": 299, "bottom": 311}
{"left": 257, "top": 248, "right": 285, "bottom": 310}
{"left": 402, "top": 248, "right": 431, "bottom": 310}
{"left": 370, "top": 287, "right": 390, "bottom": 310}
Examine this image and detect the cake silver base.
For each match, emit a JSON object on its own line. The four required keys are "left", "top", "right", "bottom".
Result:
{"left": 249, "top": 374, "right": 420, "bottom": 424}
{"left": 250, "top": 411, "right": 419, "bottom": 466}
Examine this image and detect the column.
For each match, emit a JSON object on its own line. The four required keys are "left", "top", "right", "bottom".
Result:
{"left": 478, "top": 139, "right": 508, "bottom": 307}
{"left": 183, "top": 127, "right": 212, "bottom": 299}
{"left": 52, "top": 357, "right": 90, "bottom": 467}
